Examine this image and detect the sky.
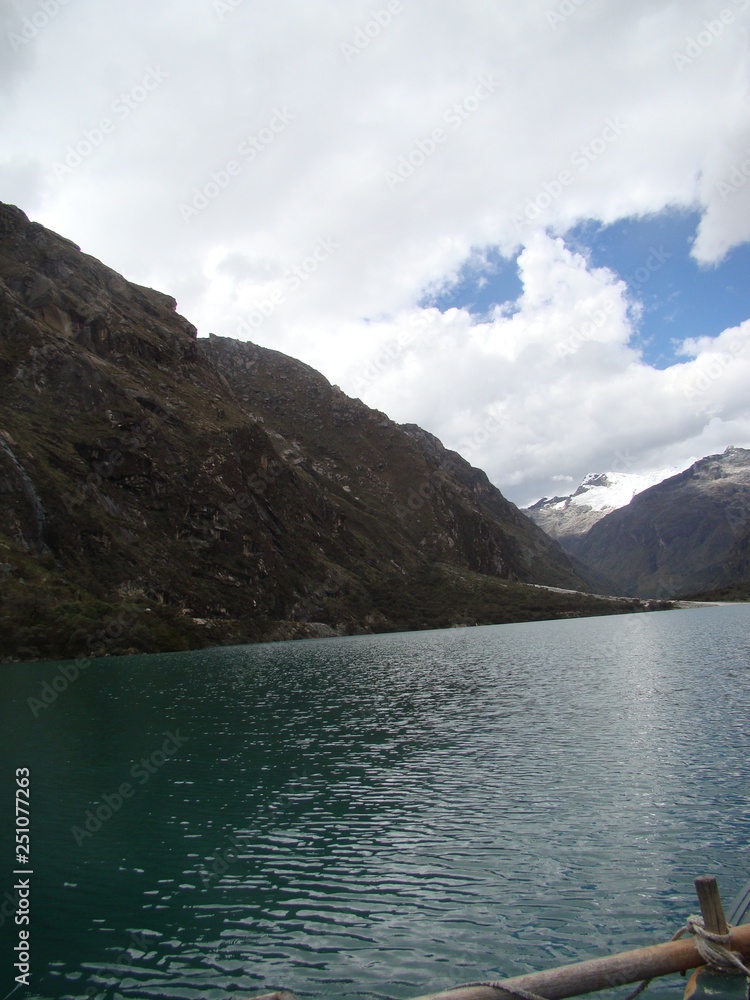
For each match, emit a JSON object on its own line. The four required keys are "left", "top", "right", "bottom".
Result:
{"left": 1, "top": 0, "right": 749, "bottom": 506}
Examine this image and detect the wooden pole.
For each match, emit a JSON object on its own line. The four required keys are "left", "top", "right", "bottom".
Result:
{"left": 694, "top": 876, "right": 729, "bottom": 935}
{"left": 406, "top": 923, "right": 750, "bottom": 1000}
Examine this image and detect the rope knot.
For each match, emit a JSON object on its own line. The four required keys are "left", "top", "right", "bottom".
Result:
{"left": 686, "top": 914, "right": 750, "bottom": 976}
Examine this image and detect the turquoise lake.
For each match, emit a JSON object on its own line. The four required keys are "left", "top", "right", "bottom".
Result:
{"left": 1, "top": 605, "right": 749, "bottom": 1000}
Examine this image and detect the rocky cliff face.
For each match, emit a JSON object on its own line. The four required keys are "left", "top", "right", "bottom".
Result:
{"left": 199, "top": 335, "right": 592, "bottom": 588}
{"left": 525, "top": 491, "right": 613, "bottom": 545}
{"left": 565, "top": 447, "right": 750, "bottom": 598}
{"left": 0, "top": 203, "right": 652, "bottom": 661}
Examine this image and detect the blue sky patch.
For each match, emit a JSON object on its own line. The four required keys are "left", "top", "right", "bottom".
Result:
{"left": 419, "top": 246, "right": 523, "bottom": 318}
{"left": 422, "top": 210, "right": 749, "bottom": 369}
{"left": 562, "top": 211, "right": 750, "bottom": 367}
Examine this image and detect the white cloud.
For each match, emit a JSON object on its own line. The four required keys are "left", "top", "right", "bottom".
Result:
{"left": 1, "top": 0, "right": 749, "bottom": 504}
{"left": 343, "top": 235, "right": 750, "bottom": 504}
{"left": 693, "top": 124, "right": 750, "bottom": 263}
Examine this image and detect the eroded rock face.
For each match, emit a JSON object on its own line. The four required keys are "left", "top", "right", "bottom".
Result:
{"left": 0, "top": 202, "right": 620, "bottom": 662}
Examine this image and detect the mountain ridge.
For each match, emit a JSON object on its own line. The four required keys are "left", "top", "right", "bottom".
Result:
{"left": 0, "top": 202, "right": 665, "bottom": 661}
{"left": 562, "top": 446, "right": 750, "bottom": 598}
{"left": 525, "top": 466, "right": 684, "bottom": 543}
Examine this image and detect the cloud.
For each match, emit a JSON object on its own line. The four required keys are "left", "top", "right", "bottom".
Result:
{"left": 1, "top": 0, "right": 748, "bottom": 503}
{"left": 344, "top": 234, "right": 750, "bottom": 504}
{"left": 693, "top": 124, "right": 750, "bottom": 263}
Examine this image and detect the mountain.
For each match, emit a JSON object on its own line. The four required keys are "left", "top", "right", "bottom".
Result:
{"left": 563, "top": 447, "right": 750, "bottom": 598}
{"left": 0, "top": 202, "right": 653, "bottom": 661}
{"left": 525, "top": 467, "right": 683, "bottom": 544}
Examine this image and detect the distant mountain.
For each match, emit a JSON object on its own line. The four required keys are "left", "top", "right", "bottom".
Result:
{"left": 563, "top": 447, "right": 750, "bottom": 598}
{"left": 0, "top": 202, "right": 644, "bottom": 662}
{"left": 525, "top": 467, "right": 683, "bottom": 544}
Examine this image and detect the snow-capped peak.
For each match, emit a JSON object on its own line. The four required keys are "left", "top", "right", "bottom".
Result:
{"left": 562, "top": 469, "right": 679, "bottom": 512}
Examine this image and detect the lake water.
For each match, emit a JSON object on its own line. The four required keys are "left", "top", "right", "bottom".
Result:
{"left": 1, "top": 605, "right": 749, "bottom": 1000}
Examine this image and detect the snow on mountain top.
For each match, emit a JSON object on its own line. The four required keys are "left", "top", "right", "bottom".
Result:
{"left": 552, "top": 466, "right": 685, "bottom": 512}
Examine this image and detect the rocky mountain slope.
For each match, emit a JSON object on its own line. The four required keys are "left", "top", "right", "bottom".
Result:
{"left": 563, "top": 447, "right": 750, "bottom": 598}
{"left": 525, "top": 467, "right": 681, "bottom": 544}
{"left": 0, "top": 203, "right": 659, "bottom": 661}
